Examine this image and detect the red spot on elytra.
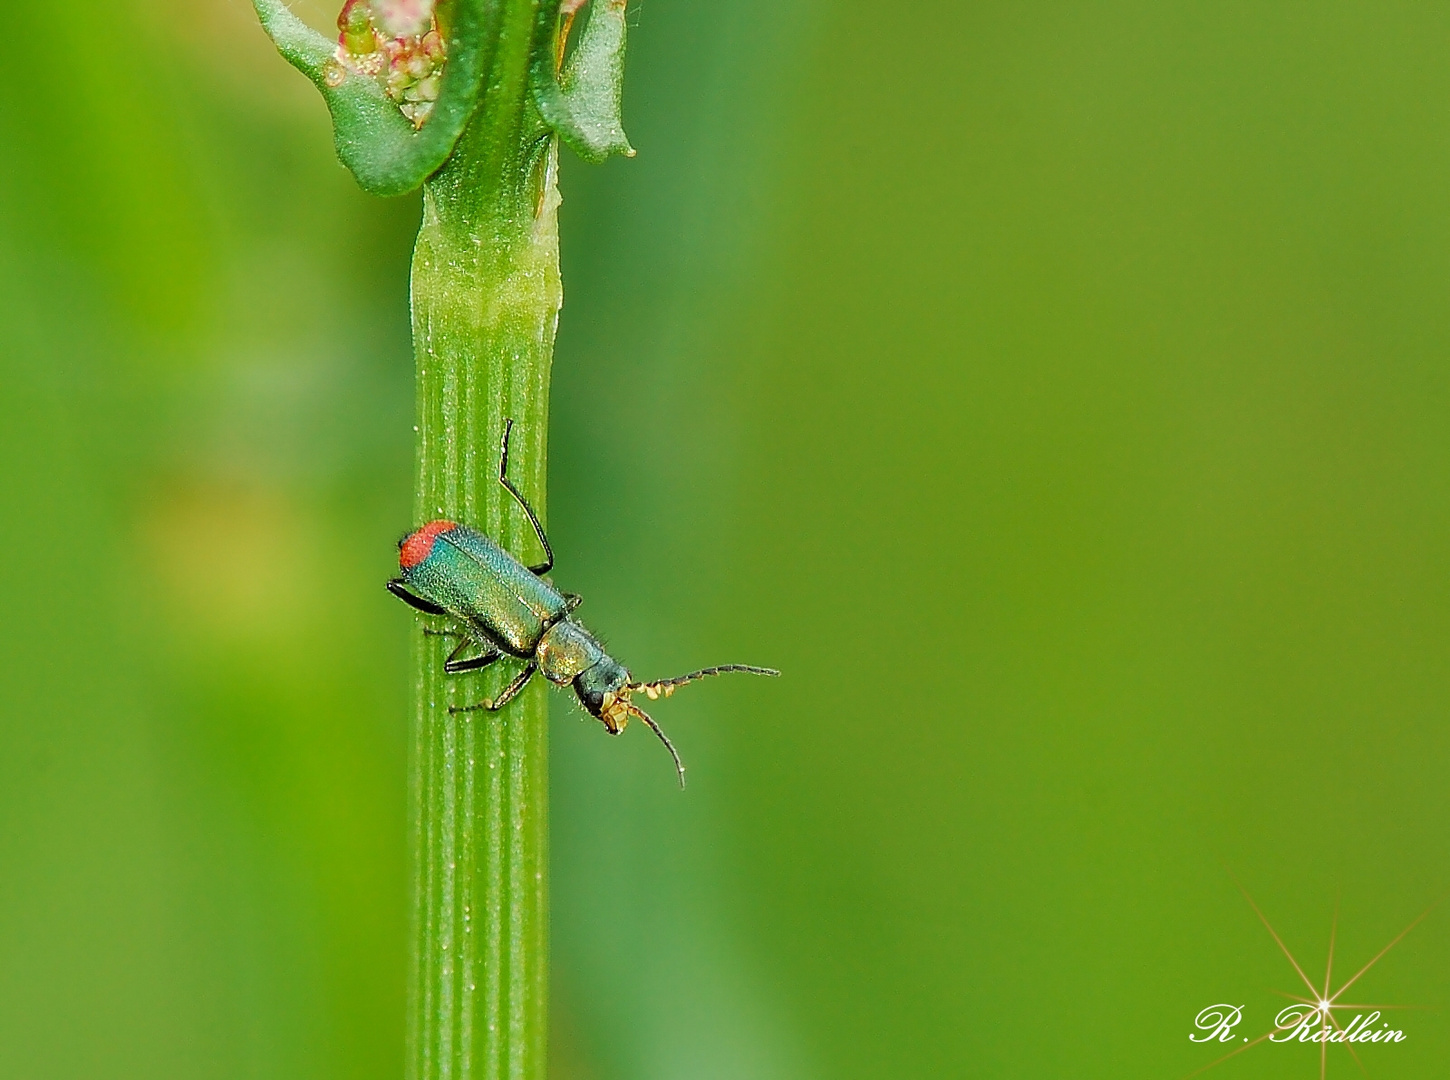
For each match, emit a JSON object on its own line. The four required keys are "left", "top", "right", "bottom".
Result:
{"left": 399, "top": 519, "right": 456, "bottom": 569}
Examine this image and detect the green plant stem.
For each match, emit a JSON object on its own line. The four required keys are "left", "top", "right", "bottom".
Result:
{"left": 406, "top": 5, "right": 560, "bottom": 1079}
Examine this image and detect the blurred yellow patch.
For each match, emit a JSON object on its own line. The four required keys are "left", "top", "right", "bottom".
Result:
{"left": 142, "top": 483, "right": 318, "bottom": 641}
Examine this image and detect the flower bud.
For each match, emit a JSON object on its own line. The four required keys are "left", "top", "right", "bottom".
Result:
{"left": 369, "top": 0, "right": 434, "bottom": 39}
{"left": 336, "top": 0, "right": 377, "bottom": 55}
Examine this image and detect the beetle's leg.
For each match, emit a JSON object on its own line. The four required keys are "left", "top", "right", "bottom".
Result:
{"left": 443, "top": 636, "right": 503, "bottom": 675}
{"left": 387, "top": 579, "right": 449, "bottom": 617}
{"left": 423, "top": 626, "right": 504, "bottom": 672}
{"left": 489, "top": 662, "right": 537, "bottom": 709}
{"left": 449, "top": 663, "right": 538, "bottom": 713}
{"left": 497, "top": 418, "right": 554, "bottom": 575}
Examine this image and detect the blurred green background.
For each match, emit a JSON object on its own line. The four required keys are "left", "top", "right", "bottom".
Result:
{"left": 4, "top": 1, "right": 1449, "bottom": 1077}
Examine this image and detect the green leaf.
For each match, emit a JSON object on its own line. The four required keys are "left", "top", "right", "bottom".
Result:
{"left": 531, "top": 0, "right": 635, "bottom": 164}
{"left": 253, "top": 0, "right": 495, "bottom": 196}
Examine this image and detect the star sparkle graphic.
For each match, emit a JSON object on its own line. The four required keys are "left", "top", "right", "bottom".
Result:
{"left": 1185, "top": 876, "right": 1438, "bottom": 1080}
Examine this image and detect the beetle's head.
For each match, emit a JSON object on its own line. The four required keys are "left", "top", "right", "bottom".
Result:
{"left": 576, "top": 660, "right": 780, "bottom": 789}
{"left": 572, "top": 658, "right": 688, "bottom": 787}
{"left": 573, "top": 658, "right": 631, "bottom": 731}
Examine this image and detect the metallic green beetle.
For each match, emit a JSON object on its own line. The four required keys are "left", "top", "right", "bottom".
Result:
{"left": 388, "top": 420, "right": 778, "bottom": 786}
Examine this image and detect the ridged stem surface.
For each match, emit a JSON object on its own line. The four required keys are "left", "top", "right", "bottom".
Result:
{"left": 406, "top": 5, "right": 560, "bottom": 1078}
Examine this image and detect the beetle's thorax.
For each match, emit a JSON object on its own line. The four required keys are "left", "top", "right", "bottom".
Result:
{"left": 537, "top": 618, "right": 608, "bottom": 684}
{"left": 540, "top": 620, "right": 632, "bottom": 731}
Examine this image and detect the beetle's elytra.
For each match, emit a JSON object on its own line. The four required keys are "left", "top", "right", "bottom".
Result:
{"left": 388, "top": 420, "right": 778, "bottom": 786}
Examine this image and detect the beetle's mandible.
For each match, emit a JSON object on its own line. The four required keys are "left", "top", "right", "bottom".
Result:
{"left": 387, "top": 420, "right": 778, "bottom": 786}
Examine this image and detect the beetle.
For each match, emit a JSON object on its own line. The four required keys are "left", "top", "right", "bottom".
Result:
{"left": 387, "top": 420, "right": 778, "bottom": 786}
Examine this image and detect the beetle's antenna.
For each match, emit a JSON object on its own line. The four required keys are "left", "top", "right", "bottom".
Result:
{"left": 630, "top": 664, "right": 780, "bottom": 701}
{"left": 625, "top": 702, "right": 686, "bottom": 788}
